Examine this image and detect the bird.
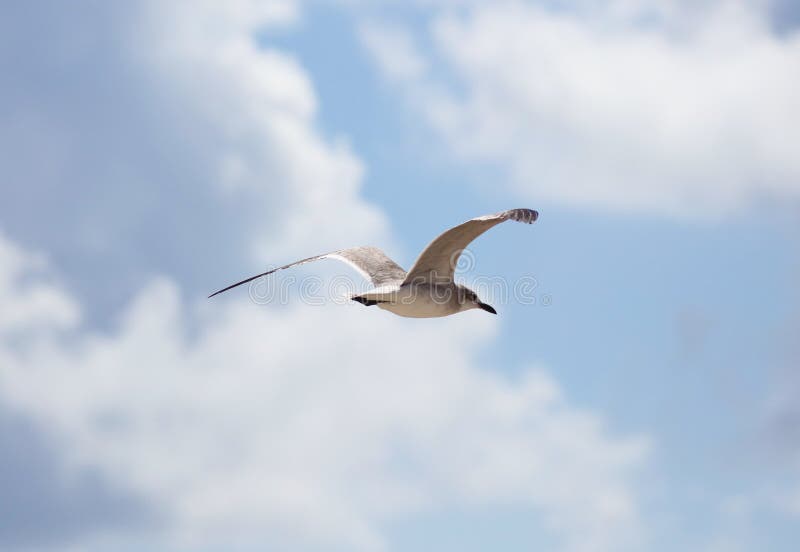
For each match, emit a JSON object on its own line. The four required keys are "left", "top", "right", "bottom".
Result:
{"left": 209, "top": 208, "right": 538, "bottom": 318}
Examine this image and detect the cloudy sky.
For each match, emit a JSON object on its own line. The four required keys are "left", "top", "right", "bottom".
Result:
{"left": 1, "top": 1, "right": 799, "bottom": 551}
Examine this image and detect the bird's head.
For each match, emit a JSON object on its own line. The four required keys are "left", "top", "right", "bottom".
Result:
{"left": 456, "top": 284, "right": 497, "bottom": 315}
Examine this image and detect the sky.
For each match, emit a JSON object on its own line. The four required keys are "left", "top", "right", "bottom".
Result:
{"left": 1, "top": 1, "right": 799, "bottom": 551}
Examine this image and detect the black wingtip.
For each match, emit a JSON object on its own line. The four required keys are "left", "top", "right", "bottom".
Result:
{"left": 522, "top": 209, "right": 539, "bottom": 223}
{"left": 506, "top": 208, "right": 538, "bottom": 224}
{"left": 208, "top": 285, "right": 235, "bottom": 299}
{"left": 207, "top": 270, "right": 271, "bottom": 299}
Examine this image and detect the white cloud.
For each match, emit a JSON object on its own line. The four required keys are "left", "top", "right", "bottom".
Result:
{"left": 2, "top": 2, "right": 652, "bottom": 550}
{"left": 359, "top": 0, "right": 800, "bottom": 218}
{"left": 0, "top": 0, "right": 390, "bottom": 313}
{"left": 0, "top": 232, "right": 649, "bottom": 552}
{"left": 0, "top": 229, "right": 79, "bottom": 335}
{"left": 133, "top": 0, "right": 390, "bottom": 260}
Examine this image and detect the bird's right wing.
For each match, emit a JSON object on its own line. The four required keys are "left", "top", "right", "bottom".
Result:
{"left": 208, "top": 246, "right": 406, "bottom": 298}
{"left": 402, "top": 208, "right": 538, "bottom": 285}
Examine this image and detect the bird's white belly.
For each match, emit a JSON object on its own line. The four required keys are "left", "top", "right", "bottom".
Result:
{"left": 378, "top": 297, "right": 456, "bottom": 318}
{"left": 364, "top": 284, "right": 459, "bottom": 318}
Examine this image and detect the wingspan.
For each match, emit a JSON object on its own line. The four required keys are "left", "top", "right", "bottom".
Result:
{"left": 208, "top": 246, "right": 405, "bottom": 298}
{"left": 402, "top": 208, "right": 538, "bottom": 285}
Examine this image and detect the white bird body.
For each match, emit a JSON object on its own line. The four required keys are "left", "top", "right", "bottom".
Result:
{"left": 209, "top": 208, "right": 538, "bottom": 318}
{"left": 360, "top": 283, "right": 464, "bottom": 318}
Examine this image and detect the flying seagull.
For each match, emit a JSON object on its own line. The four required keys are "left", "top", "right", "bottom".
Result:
{"left": 209, "top": 208, "right": 538, "bottom": 318}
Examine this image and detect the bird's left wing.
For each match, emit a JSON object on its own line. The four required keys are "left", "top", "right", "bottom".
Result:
{"left": 402, "top": 208, "right": 538, "bottom": 285}
{"left": 208, "top": 246, "right": 405, "bottom": 298}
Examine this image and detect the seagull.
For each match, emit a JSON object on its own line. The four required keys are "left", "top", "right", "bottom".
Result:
{"left": 209, "top": 208, "right": 538, "bottom": 318}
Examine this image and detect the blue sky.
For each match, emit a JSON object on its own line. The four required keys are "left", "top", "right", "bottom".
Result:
{"left": 2, "top": 1, "right": 799, "bottom": 551}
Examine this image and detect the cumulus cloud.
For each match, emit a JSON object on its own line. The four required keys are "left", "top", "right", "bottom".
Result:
{"left": 0, "top": 229, "right": 79, "bottom": 335}
{"left": 0, "top": 0, "right": 388, "bottom": 320}
{"left": 2, "top": 2, "right": 653, "bottom": 551}
{"left": 0, "top": 404, "right": 154, "bottom": 550}
{"left": 359, "top": 0, "right": 800, "bottom": 218}
{"left": 0, "top": 231, "right": 649, "bottom": 552}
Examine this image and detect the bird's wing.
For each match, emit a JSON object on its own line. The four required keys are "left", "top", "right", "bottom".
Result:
{"left": 208, "top": 246, "right": 406, "bottom": 298}
{"left": 402, "top": 208, "right": 538, "bottom": 285}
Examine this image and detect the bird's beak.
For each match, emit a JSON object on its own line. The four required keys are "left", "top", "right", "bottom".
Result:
{"left": 477, "top": 302, "right": 497, "bottom": 315}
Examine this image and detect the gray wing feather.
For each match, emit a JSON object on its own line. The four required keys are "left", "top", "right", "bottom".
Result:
{"left": 327, "top": 247, "right": 406, "bottom": 286}
{"left": 402, "top": 208, "right": 538, "bottom": 285}
{"left": 208, "top": 246, "right": 405, "bottom": 298}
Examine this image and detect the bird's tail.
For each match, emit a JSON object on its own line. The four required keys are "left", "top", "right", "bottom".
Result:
{"left": 350, "top": 295, "right": 384, "bottom": 307}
